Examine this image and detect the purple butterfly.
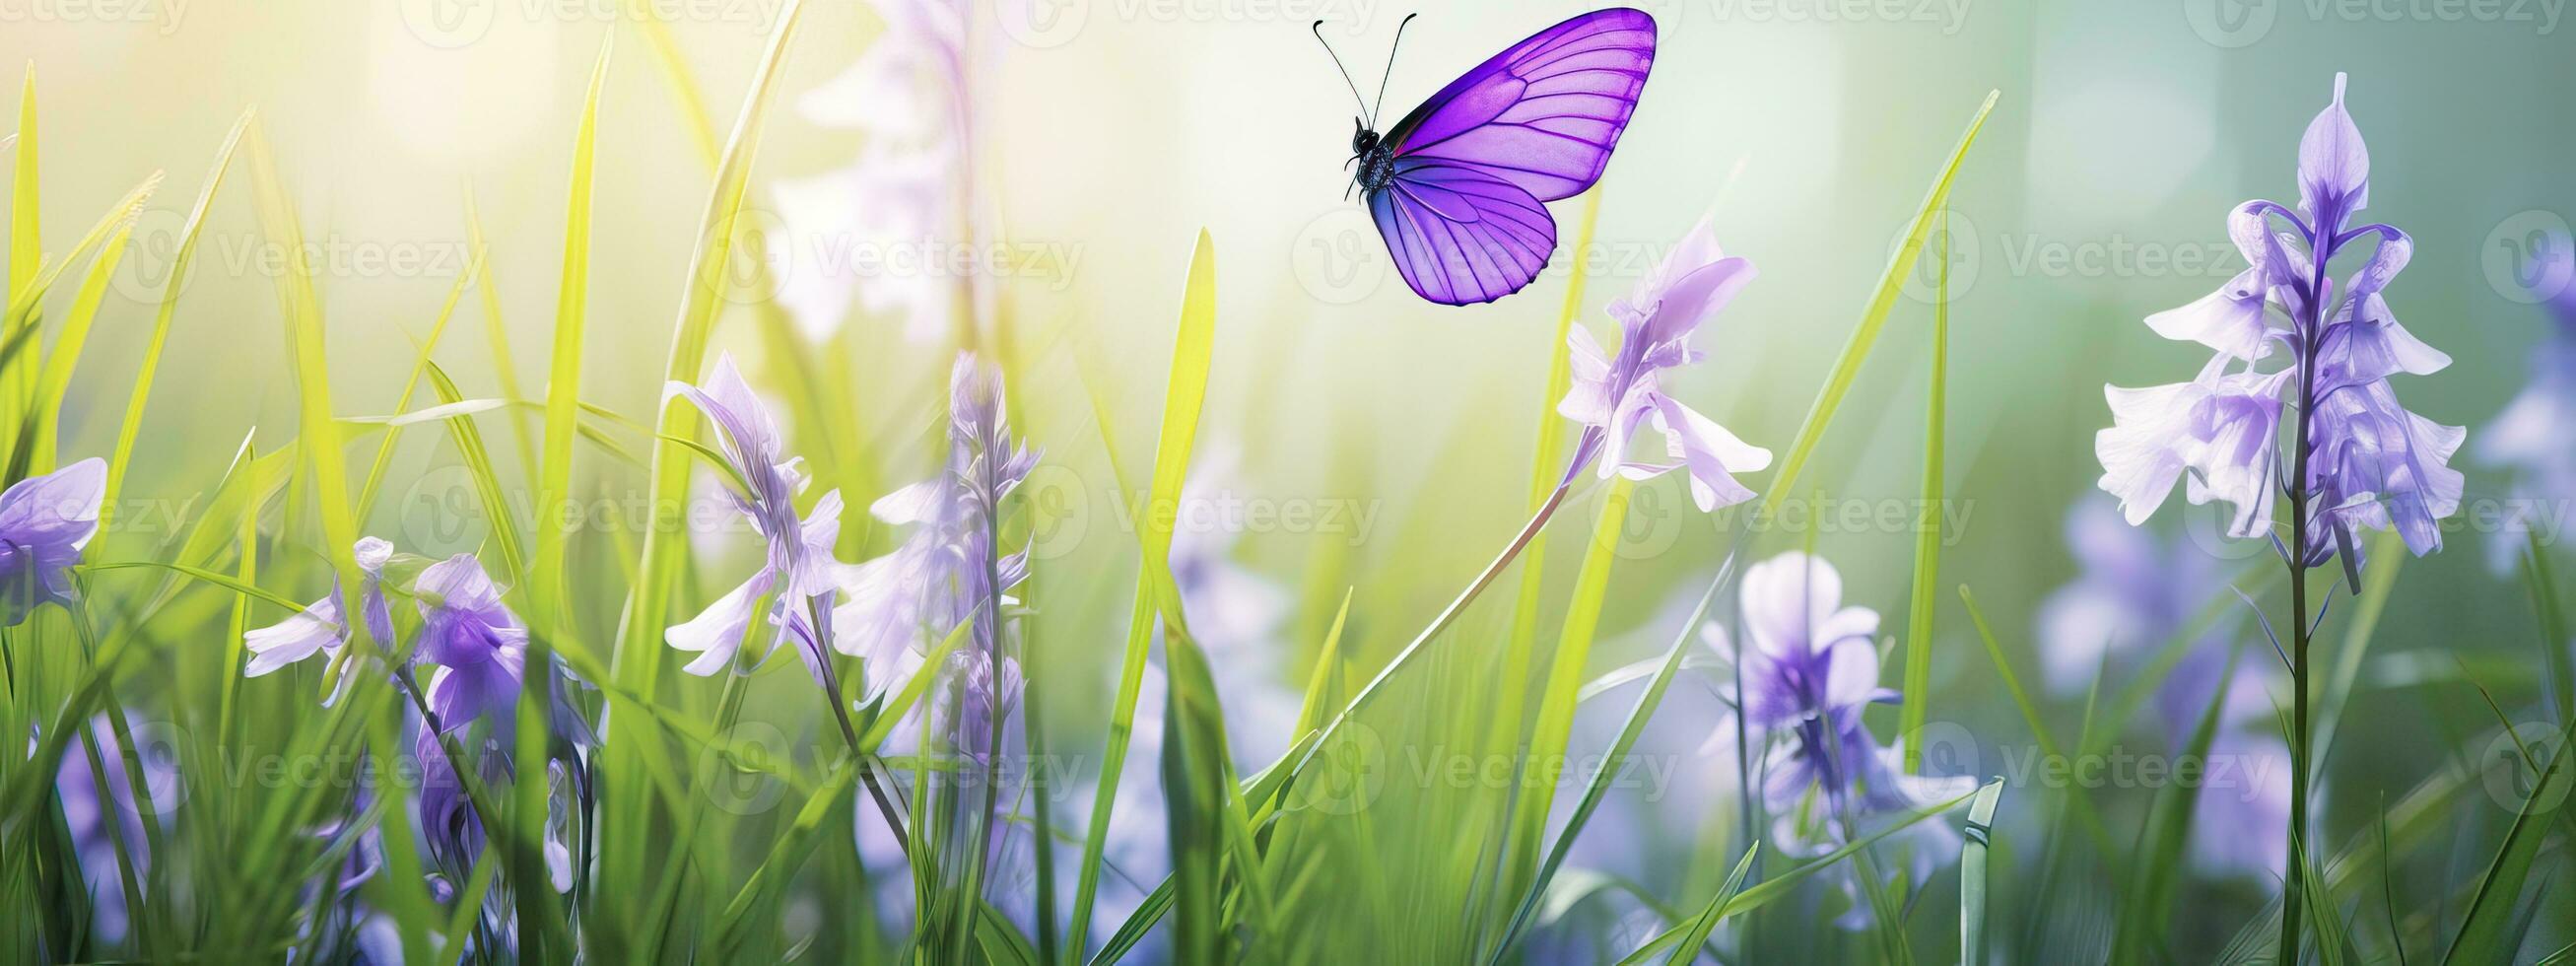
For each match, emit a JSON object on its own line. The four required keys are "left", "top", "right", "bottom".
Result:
{"left": 1319, "top": 9, "right": 1658, "bottom": 306}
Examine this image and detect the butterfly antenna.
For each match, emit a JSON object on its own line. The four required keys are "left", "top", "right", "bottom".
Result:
{"left": 1369, "top": 13, "right": 1420, "bottom": 127}
{"left": 1312, "top": 21, "right": 1370, "bottom": 120}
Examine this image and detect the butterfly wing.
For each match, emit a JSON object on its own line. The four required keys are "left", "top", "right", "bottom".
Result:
{"left": 1384, "top": 8, "right": 1657, "bottom": 202}
{"left": 1370, "top": 160, "right": 1556, "bottom": 306}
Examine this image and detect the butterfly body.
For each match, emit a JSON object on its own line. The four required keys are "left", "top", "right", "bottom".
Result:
{"left": 1332, "top": 9, "right": 1659, "bottom": 306}
{"left": 1350, "top": 124, "right": 1397, "bottom": 194}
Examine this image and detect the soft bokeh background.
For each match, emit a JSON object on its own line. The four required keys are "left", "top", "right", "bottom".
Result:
{"left": 7, "top": 0, "right": 2574, "bottom": 956}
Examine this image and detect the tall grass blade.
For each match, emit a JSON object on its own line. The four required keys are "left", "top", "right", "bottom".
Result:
{"left": 101, "top": 109, "right": 250, "bottom": 535}
{"left": 1898, "top": 210, "right": 1951, "bottom": 770}
{"left": 1067, "top": 228, "right": 1218, "bottom": 960}
{"left": 1757, "top": 91, "right": 1996, "bottom": 519}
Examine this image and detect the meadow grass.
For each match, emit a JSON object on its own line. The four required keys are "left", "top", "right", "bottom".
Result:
{"left": 2, "top": 10, "right": 2573, "bottom": 966}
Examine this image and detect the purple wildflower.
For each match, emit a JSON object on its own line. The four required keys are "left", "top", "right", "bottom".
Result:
{"left": 837, "top": 353, "right": 1034, "bottom": 693}
{"left": 2097, "top": 74, "right": 2461, "bottom": 575}
{"left": 413, "top": 554, "right": 527, "bottom": 733}
{"left": 0, "top": 457, "right": 105, "bottom": 626}
{"left": 1558, "top": 218, "right": 1770, "bottom": 512}
{"left": 663, "top": 353, "right": 848, "bottom": 685}
{"left": 243, "top": 537, "right": 396, "bottom": 703}
{"left": 1718, "top": 552, "right": 1972, "bottom": 930}
{"left": 403, "top": 552, "right": 588, "bottom": 894}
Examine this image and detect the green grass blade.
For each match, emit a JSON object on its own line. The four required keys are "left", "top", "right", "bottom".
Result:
{"left": 2111, "top": 646, "right": 2238, "bottom": 963}
{"left": 1958, "top": 585, "right": 2117, "bottom": 857}
{"left": 1611, "top": 844, "right": 1756, "bottom": 966}
{"left": 1757, "top": 91, "right": 1997, "bottom": 518}
{"left": 1898, "top": 210, "right": 1951, "bottom": 771}
{"left": 460, "top": 186, "right": 537, "bottom": 475}
{"left": 1621, "top": 782, "right": 1992, "bottom": 963}
{"left": 1067, "top": 228, "right": 1218, "bottom": 960}
{"left": 2312, "top": 529, "right": 2405, "bottom": 773}
{"left": 419, "top": 359, "right": 526, "bottom": 582}
{"left": 1960, "top": 779, "right": 2003, "bottom": 966}
{"left": 1507, "top": 478, "right": 1631, "bottom": 890}
{"left": 529, "top": 34, "right": 610, "bottom": 632}
{"left": 244, "top": 125, "right": 371, "bottom": 635}
{"left": 100, "top": 108, "right": 250, "bottom": 536}
{"left": 21, "top": 186, "right": 149, "bottom": 472}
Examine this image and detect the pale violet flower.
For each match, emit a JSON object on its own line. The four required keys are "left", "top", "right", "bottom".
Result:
{"left": 1559, "top": 218, "right": 1770, "bottom": 512}
{"left": 0, "top": 456, "right": 105, "bottom": 625}
{"left": 663, "top": 353, "right": 848, "bottom": 684}
{"left": 2097, "top": 74, "right": 2460, "bottom": 578}
{"left": 1715, "top": 552, "right": 1973, "bottom": 931}
{"left": 836, "top": 353, "right": 1033, "bottom": 694}
{"left": 243, "top": 536, "right": 395, "bottom": 687}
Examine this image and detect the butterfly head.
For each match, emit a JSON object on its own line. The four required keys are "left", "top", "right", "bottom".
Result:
{"left": 1350, "top": 118, "right": 1380, "bottom": 158}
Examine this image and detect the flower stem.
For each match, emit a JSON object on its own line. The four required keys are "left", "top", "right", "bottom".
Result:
{"left": 2280, "top": 270, "right": 2326, "bottom": 966}
{"left": 1282, "top": 430, "right": 1603, "bottom": 790}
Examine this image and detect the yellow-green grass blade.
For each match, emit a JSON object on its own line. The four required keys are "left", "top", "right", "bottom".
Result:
{"left": 420, "top": 359, "right": 527, "bottom": 584}
{"left": 1488, "top": 549, "right": 1739, "bottom": 963}
{"left": 505, "top": 36, "right": 609, "bottom": 955}
{"left": 353, "top": 268, "right": 484, "bottom": 518}
{"left": 529, "top": 35, "right": 610, "bottom": 627}
{"left": 2444, "top": 546, "right": 2576, "bottom": 962}
{"left": 1758, "top": 91, "right": 1997, "bottom": 518}
{"left": 21, "top": 193, "right": 145, "bottom": 472}
{"left": 101, "top": 108, "right": 250, "bottom": 537}
{"left": 1494, "top": 187, "right": 1602, "bottom": 747}
{"left": 1898, "top": 211, "right": 1951, "bottom": 771}
{"left": 607, "top": 0, "right": 798, "bottom": 711}
{"left": 0, "top": 170, "right": 163, "bottom": 448}
{"left": 1479, "top": 189, "right": 1601, "bottom": 931}
{"left": 244, "top": 125, "right": 369, "bottom": 635}
{"left": 1068, "top": 228, "right": 1218, "bottom": 959}
{"left": 460, "top": 186, "right": 537, "bottom": 475}
{"left": 1506, "top": 478, "right": 1631, "bottom": 893}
